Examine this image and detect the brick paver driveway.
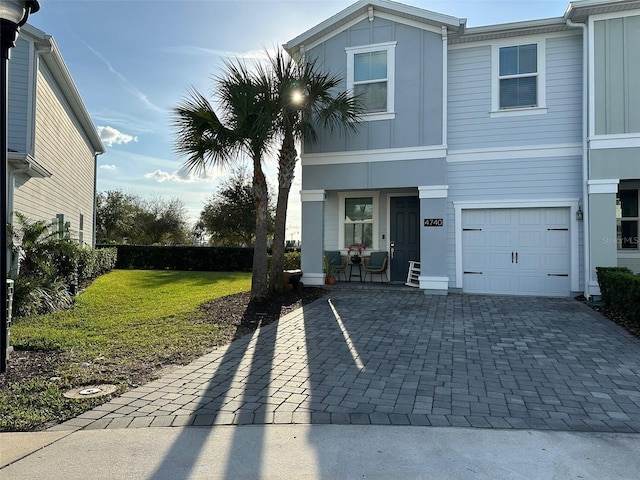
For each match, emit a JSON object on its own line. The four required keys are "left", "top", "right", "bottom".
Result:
{"left": 57, "top": 289, "right": 640, "bottom": 433}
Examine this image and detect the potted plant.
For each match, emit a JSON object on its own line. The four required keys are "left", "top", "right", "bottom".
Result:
{"left": 347, "top": 243, "right": 366, "bottom": 264}
{"left": 323, "top": 255, "right": 337, "bottom": 285}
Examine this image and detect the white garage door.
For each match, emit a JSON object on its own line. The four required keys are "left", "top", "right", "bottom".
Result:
{"left": 462, "top": 208, "right": 570, "bottom": 297}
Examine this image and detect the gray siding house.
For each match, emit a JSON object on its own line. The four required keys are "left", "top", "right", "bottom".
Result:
{"left": 8, "top": 24, "right": 104, "bottom": 247}
{"left": 285, "top": 0, "right": 640, "bottom": 298}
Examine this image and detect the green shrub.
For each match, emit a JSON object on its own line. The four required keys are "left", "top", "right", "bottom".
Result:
{"left": 283, "top": 251, "right": 301, "bottom": 270}
{"left": 12, "top": 277, "right": 74, "bottom": 317}
{"left": 10, "top": 213, "right": 118, "bottom": 317}
{"left": 596, "top": 266, "right": 640, "bottom": 325}
{"left": 100, "top": 245, "right": 253, "bottom": 271}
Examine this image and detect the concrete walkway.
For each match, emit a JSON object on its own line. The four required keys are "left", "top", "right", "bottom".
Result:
{"left": 2, "top": 289, "right": 640, "bottom": 478}
{"left": 3, "top": 424, "right": 640, "bottom": 479}
{"left": 50, "top": 290, "right": 640, "bottom": 433}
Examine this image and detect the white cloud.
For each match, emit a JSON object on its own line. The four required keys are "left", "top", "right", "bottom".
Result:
{"left": 99, "top": 164, "right": 116, "bottom": 171}
{"left": 144, "top": 168, "right": 218, "bottom": 183}
{"left": 162, "top": 45, "right": 269, "bottom": 61}
{"left": 97, "top": 126, "right": 138, "bottom": 147}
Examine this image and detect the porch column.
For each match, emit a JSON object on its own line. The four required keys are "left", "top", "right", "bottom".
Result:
{"left": 587, "top": 179, "right": 619, "bottom": 297}
{"left": 418, "top": 185, "right": 449, "bottom": 295}
{"left": 300, "top": 190, "right": 325, "bottom": 286}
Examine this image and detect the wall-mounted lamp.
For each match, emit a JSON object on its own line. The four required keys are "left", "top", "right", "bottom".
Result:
{"left": 576, "top": 206, "right": 583, "bottom": 221}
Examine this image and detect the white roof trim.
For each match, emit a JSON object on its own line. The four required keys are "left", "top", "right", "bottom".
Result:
{"left": 8, "top": 152, "right": 53, "bottom": 178}
{"left": 285, "top": 0, "right": 465, "bottom": 58}
{"left": 21, "top": 24, "right": 105, "bottom": 155}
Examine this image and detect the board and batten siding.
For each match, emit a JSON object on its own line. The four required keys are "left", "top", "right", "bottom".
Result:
{"left": 446, "top": 155, "right": 584, "bottom": 289}
{"left": 8, "top": 37, "right": 31, "bottom": 153}
{"left": 447, "top": 34, "right": 582, "bottom": 150}
{"left": 12, "top": 60, "right": 96, "bottom": 246}
{"left": 594, "top": 14, "right": 640, "bottom": 135}
{"left": 304, "top": 16, "right": 443, "bottom": 154}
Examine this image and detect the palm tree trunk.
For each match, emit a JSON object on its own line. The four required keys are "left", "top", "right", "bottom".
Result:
{"left": 269, "top": 134, "right": 297, "bottom": 293}
{"left": 251, "top": 155, "right": 269, "bottom": 301}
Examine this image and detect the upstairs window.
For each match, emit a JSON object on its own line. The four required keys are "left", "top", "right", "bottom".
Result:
{"left": 347, "top": 43, "right": 396, "bottom": 120}
{"left": 617, "top": 189, "right": 639, "bottom": 250}
{"left": 499, "top": 43, "right": 538, "bottom": 109}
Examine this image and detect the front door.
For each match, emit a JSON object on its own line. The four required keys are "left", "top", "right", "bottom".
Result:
{"left": 390, "top": 196, "right": 420, "bottom": 282}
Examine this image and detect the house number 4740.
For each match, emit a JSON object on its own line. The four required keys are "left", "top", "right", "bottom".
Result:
{"left": 424, "top": 218, "right": 444, "bottom": 227}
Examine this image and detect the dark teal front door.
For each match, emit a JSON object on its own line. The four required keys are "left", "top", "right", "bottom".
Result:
{"left": 390, "top": 196, "right": 420, "bottom": 282}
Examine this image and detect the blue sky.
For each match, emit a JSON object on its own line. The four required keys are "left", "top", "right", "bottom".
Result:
{"left": 28, "top": 0, "right": 571, "bottom": 240}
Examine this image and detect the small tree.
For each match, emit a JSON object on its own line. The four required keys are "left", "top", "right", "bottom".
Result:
{"left": 131, "top": 196, "right": 190, "bottom": 245}
{"left": 200, "top": 167, "right": 274, "bottom": 247}
{"left": 96, "top": 190, "right": 190, "bottom": 245}
{"left": 96, "top": 190, "right": 138, "bottom": 244}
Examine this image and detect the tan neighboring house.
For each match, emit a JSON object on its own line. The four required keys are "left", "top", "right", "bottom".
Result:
{"left": 7, "top": 24, "right": 104, "bottom": 247}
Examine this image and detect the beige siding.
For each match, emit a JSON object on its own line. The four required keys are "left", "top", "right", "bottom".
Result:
{"left": 12, "top": 61, "right": 96, "bottom": 246}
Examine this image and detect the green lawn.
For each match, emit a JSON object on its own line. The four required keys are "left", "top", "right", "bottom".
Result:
{"left": 1, "top": 270, "right": 251, "bottom": 431}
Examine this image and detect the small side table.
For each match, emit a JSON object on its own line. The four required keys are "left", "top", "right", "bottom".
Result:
{"left": 349, "top": 262, "right": 363, "bottom": 282}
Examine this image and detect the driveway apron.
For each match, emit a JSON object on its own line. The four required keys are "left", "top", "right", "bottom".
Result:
{"left": 52, "top": 290, "right": 640, "bottom": 433}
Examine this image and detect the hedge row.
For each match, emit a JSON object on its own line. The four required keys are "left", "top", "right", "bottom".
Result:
{"left": 98, "top": 245, "right": 253, "bottom": 272}
{"left": 596, "top": 266, "right": 640, "bottom": 325}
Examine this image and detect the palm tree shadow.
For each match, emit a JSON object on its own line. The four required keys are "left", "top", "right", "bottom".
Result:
{"left": 148, "top": 290, "right": 322, "bottom": 480}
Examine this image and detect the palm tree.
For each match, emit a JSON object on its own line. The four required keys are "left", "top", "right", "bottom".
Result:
{"left": 173, "top": 60, "right": 276, "bottom": 301}
{"left": 268, "top": 49, "right": 362, "bottom": 292}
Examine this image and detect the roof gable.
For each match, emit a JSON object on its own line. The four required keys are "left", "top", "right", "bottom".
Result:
{"left": 284, "top": 0, "right": 466, "bottom": 59}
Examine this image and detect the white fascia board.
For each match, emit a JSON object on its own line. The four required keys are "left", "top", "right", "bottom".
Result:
{"left": 8, "top": 152, "right": 53, "bottom": 178}
{"left": 301, "top": 190, "right": 326, "bottom": 202}
{"left": 447, "top": 143, "right": 582, "bottom": 163}
{"left": 302, "top": 145, "right": 446, "bottom": 166}
{"left": 587, "top": 179, "right": 619, "bottom": 194}
{"left": 589, "top": 134, "right": 640, "bottom": 150}
{"left": 419, "top": 185, "right": 448, "bottom": 199}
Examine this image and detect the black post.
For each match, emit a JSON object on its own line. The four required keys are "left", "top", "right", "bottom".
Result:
{"left": 1, "top": 19, "right": 17, "bottom": 374}
{"left": 1, "top": 1, "right": 39, "bottom": 374}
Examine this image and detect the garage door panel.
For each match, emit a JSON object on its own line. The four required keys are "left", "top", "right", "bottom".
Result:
{"left": 490, "top": 253, "right": 511, "bottom": 269}
{"left": 463, "top": 231, "right": 485, "bottom": 247}
{"left": 545, "top": 230, "right": 569, "bottom": 248}
{"left": 518, "top": 275, "right": 544, "bottom": 295}
{"left": 462, "top": 207, "right": 570, "bottom": 297}
{"left": 490, "top": 210, "right": 511, "bottom": 225}
{"left": 488, "top": 230, "right": 511, "bottom": 247}
{"left": 519, "top": 231, "right": 541, "bottom": 248}
{"left": 518, "top": 209, "right": 542, "bottom": 225}
{"left": 489, "top": 275, "right": 512, "bottom": 293}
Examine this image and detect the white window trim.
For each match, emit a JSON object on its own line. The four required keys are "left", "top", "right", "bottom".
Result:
{"left": 617, "top": 182, "right": 640, "bottom": 252}
{"left": 346, "top": 42, "right": 396, "bottom": 121}
{"left": 490, "top": 38, "right": 547, "bottom": 118}
{"left": 338, "top": 191, "right": 380, "bottom": 251}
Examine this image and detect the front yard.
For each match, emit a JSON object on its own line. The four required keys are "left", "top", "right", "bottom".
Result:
{"left": 0, "top": 270, "right": 325, "bottom": 431}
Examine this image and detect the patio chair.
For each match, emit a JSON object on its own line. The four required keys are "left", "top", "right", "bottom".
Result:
{"left": 364, "top": 251, "right": 388, "bottom": 283}
{"left": 324, "top": 250, "right": 347, "bottom": 281}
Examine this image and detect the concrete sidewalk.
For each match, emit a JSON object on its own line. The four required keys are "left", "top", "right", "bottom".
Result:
{"left": 2, "top": 424, "right": 640, "bottom": 479}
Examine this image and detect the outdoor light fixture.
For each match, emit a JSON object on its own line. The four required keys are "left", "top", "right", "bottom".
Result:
{"left": 576, "top": 205, "right": 583, "bottom": 221}
{"left": 1, "top": 0, "right": 40, "bottom": 373}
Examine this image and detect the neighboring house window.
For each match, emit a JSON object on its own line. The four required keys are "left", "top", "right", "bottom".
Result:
{"left": 491, "top": 39, "right": 546, "bottom": 117}
{"left": 79, "top": 213, "right": 84, "bottom": 245}
{"left": 499, "top": 44, "right": 537, "bottom": 108}
{"left": 617, "top": 189, "right": 639, "bottom": 250}
{"left": 346, "top": 42, "right": 396, "bottom": 120}
{"left": 338, "top": 192, "right": 379, "bottom": 250}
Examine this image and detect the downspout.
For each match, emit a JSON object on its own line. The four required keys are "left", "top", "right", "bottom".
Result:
{"left": 566, "top": 17, "right": 589, "bottom": 298}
